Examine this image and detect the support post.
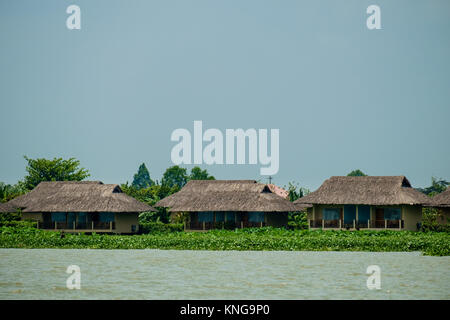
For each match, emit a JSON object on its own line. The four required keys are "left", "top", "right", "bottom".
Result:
{"left": 37, "top": 220, "right": 39, "bottom": 229}
{"left": 322, "top": 219, "right": 324, "bottom": 229}
{"left": 73, "top": 221, "right": 75, "bottom": 230}
{"left": 241, "top": 221, "right": 243, "bottom": 229}
{"left": 399, "top": 219, "right": 401, "bottom": 230}
{"left": 339, "top": 219, "right": 341, "bottom": 229}
{"left": 54, "top": 221, "right": 57, "bottom": 230}
{"left": 110, "top": 221, "right": 112, "bottom": 231}
{"left": 203, "top": 222, "right": 205, "bottom": 231}
{"left": 353, "top": 219, "right": 355, "bottom": 229}
{"left": 308, "top": 219, "right": 310, "bottom": 230}
{"left": 385, "top": 220, "right": 387, "bottom": 229}
{"left": 368, "top": 219, "right": 370, "bottom": 229}
{"left": 92, "top": 221, "right": 94, "bottom": 230}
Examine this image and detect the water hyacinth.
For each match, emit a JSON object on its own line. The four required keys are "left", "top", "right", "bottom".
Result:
{"left": 0, "top": 226, "right": 448, "bottom": 256}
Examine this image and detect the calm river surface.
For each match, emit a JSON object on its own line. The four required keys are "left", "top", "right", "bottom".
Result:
{"left": 0, "top": 249, "right": 448, "bottom": 299}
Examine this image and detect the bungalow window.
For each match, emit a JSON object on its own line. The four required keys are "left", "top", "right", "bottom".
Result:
{"left": 198, "top": 212, "right": 214, "bottom": 222}
{"left": 51, "top": 212, "right": 66, "bottom": 222}
{"left": 358, "top": 205, "right": 370, "bottom": 222}
{"left": 77, "top": 212, "right": 87, "bottom": 223}
{"left": 248, "top": 212, "right": 265, "bottom": 223}
{"left": 323, "top": 208, "right": 340, "bottom": 220}
{"left": 99, "top": 212, "right": 115, "bottom": 222}
{"left": 344, "top": 205, "right": 356, "bottom": 224}
{"left": 67, "top": 212, "right": 76, "bottom": 226}
{"left": 384, "top": 208, "right": 401, "bottom": 220}
{"left": 225, "top": 212, "right": 235, "bottom": 222}
{"left": 215, "top": 212, "right": 225, "bottom": 222}
{"left": 77, "top": 212, "right": 88, "bottom": 228}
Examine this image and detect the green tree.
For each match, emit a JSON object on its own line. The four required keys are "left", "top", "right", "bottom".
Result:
{"left": 120, "top": 182, "right": 178, "bottom": 223}
{"left": 189, "top": 166, "right": 215, "bottom": 180}
{"left": 161, "top": 165, "right": 188, "bottom": 189}
{"left": 347, "top": 169, "right": 367, "bottom": 177}
{"left": 22, "top": 156, "right": 90, "bottom": 190}
{"left": 418, "top": 177, "right": 449, "bottom": 196}
{"left": 132, "top": 163, "right": 155, "bottom": 189}
{"left": 285, "top": 182, "right": 310, "bottom": 202}
{"left": 0, "top": 182, "right": 25, "bottom": 203}
{"left": 285, "top": 181, "right": 310, "bottom": 230}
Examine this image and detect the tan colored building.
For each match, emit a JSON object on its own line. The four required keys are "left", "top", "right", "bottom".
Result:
{"left": 429, "top": 187, "right": 450, "bottom": 225}
{"left": 294, "top": 176, "right": 430, "bottom": 231}
{"left": 0, "top": 181, "right": 154, "bottom": 234}
{"left": 155, "top": 180, "right": 297, "bottom": 230}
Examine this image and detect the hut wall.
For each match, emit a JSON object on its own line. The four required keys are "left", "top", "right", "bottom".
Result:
{"left": 114, "top": 213, "right": 139, "bottom": 234}
{"left": 265, "top": 212, "right": 288, "bottom": 227}
{"left": 306, "top": 207, "right": 313, "bottom": 220}
{"left": 402, "top": 205, "right": 422, "bottom": 231}
{"left": 21, "top": 212, "right": 43, "bottom": 222}
{"left": 436, "top": 208, "right": 450, "bottom": 225}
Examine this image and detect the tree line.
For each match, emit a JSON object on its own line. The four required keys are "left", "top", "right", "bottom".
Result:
{"left": 0, "top": 159, "right": 448, "bottom": 220}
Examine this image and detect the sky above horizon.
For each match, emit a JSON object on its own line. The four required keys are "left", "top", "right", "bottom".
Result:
{"left": 0, "top": 0, "right": 449, "bottom": 191}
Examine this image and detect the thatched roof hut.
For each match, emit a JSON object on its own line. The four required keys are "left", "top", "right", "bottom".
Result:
{"left": 294, "top": 203, "right": 313, "bottom": 211}
{"left": 294, "top": 176, "right": 430, "bottom": 206}
{"left": 0, "top": 181, "right": 154, "bottom": 213}
{"left": 431, "top": 187, "right": 450, "bottom": 208}
{"left": 155, "top": 180, "right": 298, "bottom": 212}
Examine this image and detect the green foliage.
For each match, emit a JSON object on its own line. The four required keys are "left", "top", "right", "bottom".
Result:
{"left": 347, "top": 169, "right": 367, "bottom": 177}
{"left": 0, "top": 220, "right": 36, "bottom": 228}
{"left": 161, "top": 165, "right": 188, "bottom": 189}
{"left": 22, "top": 156, "right": 90, "bottom": 190}
{"left": 0, "top": 182, "right": 25, "bottom": 202}
{"left": 421, "top": 207, "right": 450, "bottom": 232}
{"left": 139, "top": 221, "right": 184, "bottom": 234}
{"left": 189, "top": 166, "right": 215, "bottom": 180}
{"left": 284, "top": 182, "right": 310, "bottom": 229}
{"left": 288, "top": 212, "right": 308, "bottom": 230}
{"left": 417, "top": 177, "right": 449, "bottom": 196}
{"left": 1, "top": 227, "right": 448, "bottom": 256}
{"left": 0, "top": 211, "right": 22, "bottom": 224}
{"left": 132, "top": 163, "right": 155, "bottom": 189}
{"left": 285, "top": 181, "right": 310, "bottom": 202}
{"left": 120, "top": 183, "right": 178, "bottom": 223}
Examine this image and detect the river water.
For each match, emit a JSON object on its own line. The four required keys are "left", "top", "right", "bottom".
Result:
{"left": 0, "top": 249, "right": 448, "bottom": 299}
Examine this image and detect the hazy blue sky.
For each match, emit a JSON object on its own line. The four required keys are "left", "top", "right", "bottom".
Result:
{"left": 0, "top": 0, "right": 449, "bottom": 191}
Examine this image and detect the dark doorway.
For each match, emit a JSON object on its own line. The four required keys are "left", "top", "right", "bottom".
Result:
{"left": 375, "top": 208, "right": 384, "bottom": 228}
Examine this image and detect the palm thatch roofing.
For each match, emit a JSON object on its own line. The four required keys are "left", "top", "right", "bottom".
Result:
{"left": 294, "top": 203, "right": 313, "bottom": 211}
{"left": 294, "top": 176, "right": 430, "bottom": 206}
{"left": 0, "top": 181, "right": 155, "bottom": 213}
{"left": 155, "top": 180, "right": 298, "bottom": 212}
{"left": 430, "top": 187, "right": 450, "bottom": 208}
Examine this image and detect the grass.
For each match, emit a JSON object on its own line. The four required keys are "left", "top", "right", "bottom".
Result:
{"left": 0, "top": 226, "right": 449, "bottom": 256}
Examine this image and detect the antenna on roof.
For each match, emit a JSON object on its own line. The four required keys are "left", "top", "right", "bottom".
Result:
{"left": 268, "top": 176, "right": 273, "bottom": 184}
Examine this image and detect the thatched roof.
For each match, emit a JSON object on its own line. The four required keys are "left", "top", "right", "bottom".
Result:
{"left": 0, "top": 181, "right": 155, "bottom": 213}
{"left": 431, "top": 187, "right": 450, "bottom": 208}
{"left": 155, "top": 180, "right": 298, "bottom": 212}
{"left": 294, "top": 203, "right": 313, "bottom": 211}
{"left": 294, "top": 176, "right": 430, "bottom": 206}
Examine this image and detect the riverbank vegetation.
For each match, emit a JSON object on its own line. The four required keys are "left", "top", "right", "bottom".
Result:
{"left": 0, "top": 226, "right": 448, "bottom": 256}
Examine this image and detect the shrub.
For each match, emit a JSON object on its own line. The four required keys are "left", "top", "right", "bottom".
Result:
{"left": 421, "top": 207, "right": 450, "bottom": 232}
{"left": 139, "top": 221, "right": 183, "bottom": 234}
{"left": 0, "top": 220, "right": 36, "bottom": 228}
